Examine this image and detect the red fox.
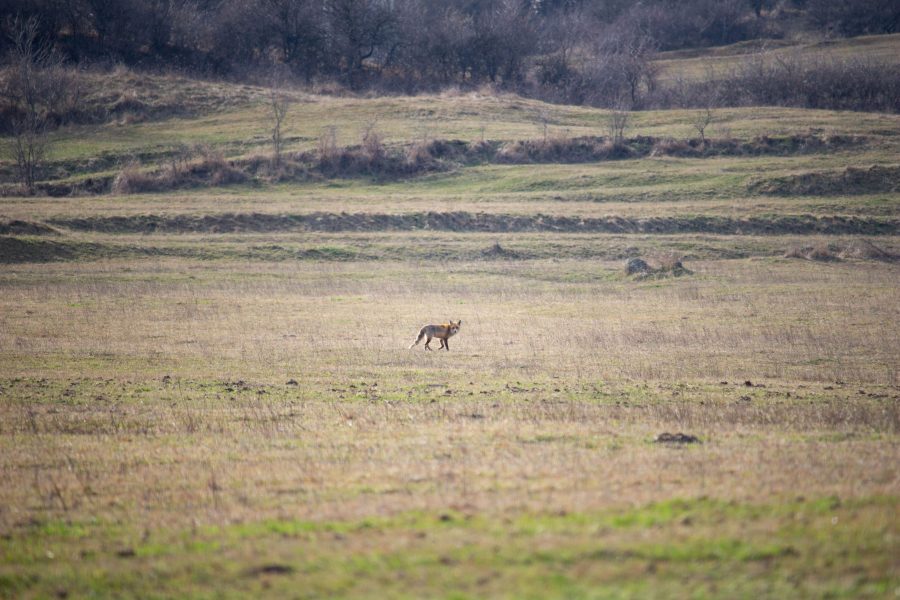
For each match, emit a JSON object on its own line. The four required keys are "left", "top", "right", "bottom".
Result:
{"left": 409, "top": 320, "right": 462, "bottom": 351}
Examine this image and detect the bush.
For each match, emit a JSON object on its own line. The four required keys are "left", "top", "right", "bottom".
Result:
{"left": 111, "top": 163, "right": 159, "bottom": 194}
{"left": 110, "top": 149, "right": 245, "bottom": 194}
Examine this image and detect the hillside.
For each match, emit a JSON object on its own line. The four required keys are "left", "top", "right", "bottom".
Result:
{"left": 654, "top": 32, "right": 900, "bottom": 81}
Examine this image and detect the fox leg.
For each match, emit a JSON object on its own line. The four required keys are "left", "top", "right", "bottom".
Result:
{"left": 424, "top": 333, "right": 433, "bottom": 350}
{"left": 444, "top": 338, "right": 450, "bottom": 351}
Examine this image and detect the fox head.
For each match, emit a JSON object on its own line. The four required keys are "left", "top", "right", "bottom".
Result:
{"left": 448, "top": 320, "right": 461, "bottom": 334}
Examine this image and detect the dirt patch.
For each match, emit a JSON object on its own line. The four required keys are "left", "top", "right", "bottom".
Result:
{"left": 245, "top": 564, "right": 294, "bottom": 577}
{"left": 749, "top": 164, "right": 900, "bottom": 196}
{"left": 653, "top": 432, "right": 701, "bottom": 444}
{"left": 48, "top": 212, "right": 900, "bottom": 236}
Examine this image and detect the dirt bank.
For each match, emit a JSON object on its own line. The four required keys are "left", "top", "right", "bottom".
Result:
{"left": 47, "top": 212, "right": 899, "bottom": 235}
{"left": 749, "top": 164, "right": 900, "bottom": 196}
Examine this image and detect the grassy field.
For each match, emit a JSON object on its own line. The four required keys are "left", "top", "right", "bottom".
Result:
{"left": 1, "top": 60, "right": 899, "bottom": 598}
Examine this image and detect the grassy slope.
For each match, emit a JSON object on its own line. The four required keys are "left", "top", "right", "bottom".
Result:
{"left": 1, "top": 37, "right": 899, "bottom": 600}
{"left": 655, "top": 32, "right": 900, "bottom": 81}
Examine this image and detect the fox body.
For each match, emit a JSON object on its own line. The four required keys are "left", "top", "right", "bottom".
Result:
{"left": 409, "top": 320, "right": 461, "bottom": 351}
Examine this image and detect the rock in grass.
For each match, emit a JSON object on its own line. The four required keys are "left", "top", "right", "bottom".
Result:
{"left": 625, "top": 257, "right": 651, "bottom": 275}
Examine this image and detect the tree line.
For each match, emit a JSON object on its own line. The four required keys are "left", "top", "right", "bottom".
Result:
{"left": 2, "top": 0, "right": 898, "bottom": 95}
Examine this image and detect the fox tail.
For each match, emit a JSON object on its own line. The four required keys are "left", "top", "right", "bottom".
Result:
{"left": 409, "top": 327, "right": 426, "bottom": 349}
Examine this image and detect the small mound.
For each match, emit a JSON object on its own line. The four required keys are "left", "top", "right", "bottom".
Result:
{"left": 785, "top": 240, "right": 897, "bottom": 262}
{"left": 750, "top": 164, "right": 900, "bottom": 196}
{"left": 837, "top": 240, "right": 897, "bottom": 262}
{"left": 481, "top": 242, "right": 521, "bottom": 259}
{"left": 627, "top": 255, "right": 693, "bottom": 279}
{"left": 785, "top": 243, "right": 840, "bottom": 262}
{"left": 0, "top": 237, "right": 76, "bottom": 263}
{"left": 496, "top": 136, "right": 631, "bottom": 163}
{"left": 0, "top": 220, "right": 58, "bottom": 235}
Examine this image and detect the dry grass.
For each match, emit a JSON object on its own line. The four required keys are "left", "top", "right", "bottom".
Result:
{"left": 1, "top": 257, "right": 897, "bottom": 385}
{"left": 1, "top": 252, "right": 898, "bottom": 535}
{"left": 1, "top": 378, "right": 897, "bottom": 533}
{"left": 1, "top": 231, "right": 897, "bottom": 600}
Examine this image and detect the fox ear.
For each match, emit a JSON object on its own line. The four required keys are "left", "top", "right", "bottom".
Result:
{"left": 457, "top": 320, "right": 462, "bottom": 326}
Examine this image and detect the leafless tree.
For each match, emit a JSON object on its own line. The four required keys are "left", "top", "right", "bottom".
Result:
{"left": 2, "top": 16, "right": 76, "bottom": 193}
{"left": 269, "top": 69, "right": 291, "bottom": 167}
{"left": 692, "top": 106, "right": 714, "bottom": 144}
{"left": 606, "top": 104, "right": 629, "bottom": 144}
{"left": 605, "top": 32, "right": 658, "bottom": 108}
{"left": 261, "top": 0, "right": 325, "bottom": 82}
{"left": 324, "top": 0, "right": 398, "bottom": 89}
{"left": 317, "top": 125, "right": 338, "bottom": 165}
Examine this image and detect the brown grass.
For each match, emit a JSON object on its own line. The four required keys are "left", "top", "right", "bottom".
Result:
{"left": 1, "top": 378, "right": 897, "bottom": 534}
{"left": 1, "top": 257, "right": 896, "bottom": 386}
{"left": 111, "top": 149, "right": 247, "bottom": 194}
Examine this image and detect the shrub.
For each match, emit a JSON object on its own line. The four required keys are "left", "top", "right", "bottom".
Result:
{"left": 110, "top": 148, "right": 246, "bottom": 194}
{"left": 111, "top": 163, "right": 160, "bottom": 194}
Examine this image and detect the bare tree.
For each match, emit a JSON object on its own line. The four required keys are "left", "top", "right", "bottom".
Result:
{"left": 261, "top": 0, "right": 326, "bottom": 82}
{"left": 2, "top": 17, "right": 76, "bottom": 193}
{"left": 269, "top": 69, "right": 291, "bottom": 167}
{"left": 317, "top": 125, "right": 338, "bottom": 165}
{"left": 692, "top": 106, "right": 714, "bottom": 144}
{"left": 538, "top": 109, "right": 550, "bottom": 141}
{"left": 605, "top": 32, "right": 658, "bottom": 108}
{"left": 606, "top": 104, "right": 629, "bottom": 144}
{"left": 360, "top": 119, "right": 384, "bottom": 163}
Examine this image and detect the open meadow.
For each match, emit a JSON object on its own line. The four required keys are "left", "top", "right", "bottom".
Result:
{"left": 2, "top": 43, "right": 900, "bottom": 597}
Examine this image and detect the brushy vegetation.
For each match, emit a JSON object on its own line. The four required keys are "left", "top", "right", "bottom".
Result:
{"left": 4, "top": 0, "right": 900, "bottom": 102}
{"left": 9, "top": 130, "right": 868, "bottom": 196}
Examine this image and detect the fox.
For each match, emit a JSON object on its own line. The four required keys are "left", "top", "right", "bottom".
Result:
{"left": 409, "top": 320, "right": 462, "bottom": 351}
